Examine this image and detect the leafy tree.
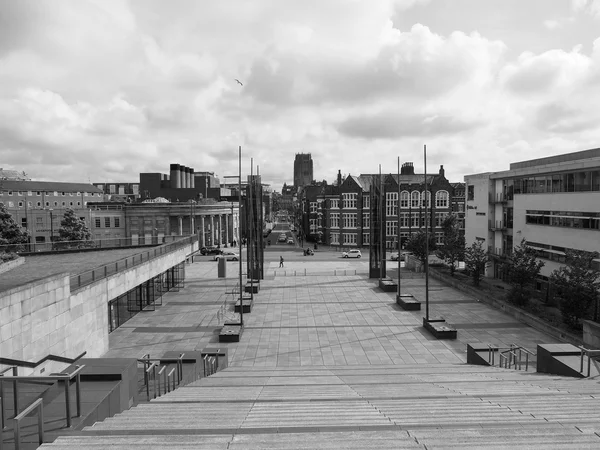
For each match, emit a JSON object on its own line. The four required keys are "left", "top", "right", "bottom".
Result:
{"left": 503, "top": 239, "right": 545, "bottom": 307}
{"left": 56, "top": 208, "right": 92, "bottom": 248}
{"left": 404, "top": 229, "right": 436, "bottom": 265}
{"left": 435, "top": 214, "right": 465, "bottom": 276}
{"left": 550, "top": 250, "right": 600, "bottom": 330}
{"left": 0, "top": 203, "right": 30, "bottom": 252}
{"left": 464, "top": 240, "right": 488, "bottom": 287}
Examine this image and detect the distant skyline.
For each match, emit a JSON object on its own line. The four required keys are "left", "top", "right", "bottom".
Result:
{"left": 1, "top": 0, "right": 600, "bottom": 191}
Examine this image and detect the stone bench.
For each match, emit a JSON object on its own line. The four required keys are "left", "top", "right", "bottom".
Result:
{"left": 396, "top": 294, "right": 421, "bottom": 311}
{"left": 234, "top": 296, "right": 253, "bottom": 313}
{"left": 219, "top": 323, "right": 243, "bottom": 342}
{"left": 379, "top": 278, "right": 397, "bottom": 292}
{"left": 244, "top": 281, "right": 260, "bottom": 294}
{"left": 423, "top": 318, "right": 457, "bottom": 340}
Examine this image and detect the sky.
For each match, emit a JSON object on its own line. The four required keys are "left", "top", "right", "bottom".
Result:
{"left": 1, "top": 0, "right": 600, "bottom": 192}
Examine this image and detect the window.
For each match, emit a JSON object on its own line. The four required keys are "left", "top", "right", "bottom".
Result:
{"left": 386, "top": 220, "right": 398, "bottom": 237}
{"left": 95, "top": 218, "right": 101, "bottom": 228}
{"left": 330, "top": 213, "right": 340, "bottom": 228}
{"left": 343, "top": 233, "right": 357, "bottom": 244}
{"left": 421, "top": 191, "right": 431, "bottom": 208}
{"left": 386, "top": 192, "right": 398, "bottom": 216}
{"left": 362, "top": 233, "right": 370, "bottom": 244}
{"left": 18, "top": 201, "right": 23, "bottom": 207}
{"left": 310, "top": 202, "right": 317, "bottom": 214}
{"left": 114, "top": 217, "right": 120, "bottom": 227}
{"left": 310, "top": 218, "right": 318, "bottom": 233}
{"left": 36, "top": 202, "right": 41, "bottom": 207}
{"left": 343, "top": 193, "right": 357, "bottom": 209}
{"left": 526, "top": 210, "right": 600, "bottom": 230}
{"left": 363, "top": 195, "right": 370, "bottom": 209}
{"left": 27, "top": 191, "right": 32, "bottom": 196}
{"left": 61, "top": 202, "right": 66, "bottom": 206}
{"left": 330, "top": 199, "right": 339, "bottom": 209}
{"left": 330, "top": 233, "right": 339, "bottom": 245}
{"left": 436, "top": 190, "right": 449, "bottom": 208}
{"left": 411, "top": 213, "right": 420, "bottom": 227}
{"left": 400, "top": 191, "right": 409, "bottom": 208}
{"left": 343, "top": 213, "right": 357, "bottom": 228}
{"left": 8, "top": 191, "right": 12, "bottom": 196}
{"left": 400, "top": 212, "right": 409, "bottom": 228}
{"left": 435, "top": 232, "right": 444, "bottom": 245}
{"left": 435, "top": 212, "right": 448, "bottom": 227}
{"left": 36, "top": 191, "right": 41, "bottom": 196}
{"left": 467, "top": 185, "right": 474, "bottom": 200}
{"left": 362, "top": 213, "right": 370, "bottom": 229}
{"left": 21, "top": 218, "right": 27, "bottom": 228}
{"left": 411, "top": 191, "right": 420, "bottom": 208}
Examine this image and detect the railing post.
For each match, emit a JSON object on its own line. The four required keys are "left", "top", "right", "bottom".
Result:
{"left": 580, "top": 348, "right": 584, "bottom": 373}
{"left": 38, "top": 402, "right": 45, "bottom": 445}
{"left": 64, "top": 377, "right": 71, "bottom": 427}
{"left": 75, "top": 371, "right": 82, "bottom": 417}
{"left": 12, "top": 367, "right": 18, "bottom": 419}
{"left": 153, "top": 365, "right": 157, "bottom": 399}
{"left": 1, "top": 378, "right": 4, "bottom": 430}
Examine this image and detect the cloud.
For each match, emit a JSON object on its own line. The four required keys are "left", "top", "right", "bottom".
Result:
{"left": 572, "top": 0, "right": 600, "bottom": 18}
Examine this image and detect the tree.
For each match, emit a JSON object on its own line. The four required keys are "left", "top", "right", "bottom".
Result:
{"left": 404, "top": 229, "right": 436, "bottom": 265}
{"left": 56, "top": 208, "right": 92, "bottom": 248}
{"left": 503, "top": 239, "right": 545, "bottom": 307}
{"left": 435, "top": 214, "right": 465, "bottom": 276}
{"left": 550, "top": 250, "right": 600, "bottom": 330}
{"left": 0, "top": 203, "right": 30, "bottom": 252}
{"left": 464, "top": 240, "right": 488, "bottom": 287}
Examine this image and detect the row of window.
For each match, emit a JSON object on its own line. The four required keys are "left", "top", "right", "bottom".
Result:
{"left": 326, "top": 191, "right": 450, "bottom": 210}
{"left": 526, "top": 240, "right": 600, "bottom": 270}
{"left": 328, "top": 212, "right": 453, "bottom": 230}
{"left": 513, "top": 170, "right": 600, "bottom": 194}
{"left": 3, "top": 200, "right": 87, "bottom": 208}
{"left": 526, "top": 210, "right": 600, "bottom": 230}
{"left": 328, "top": 231, "right": 445, "bottom": 246}
{"left": 95, "top": 217, "right": 122, "bottom": 228}
{"left": 0, "top": 190, "right": 101, "bottom": 197}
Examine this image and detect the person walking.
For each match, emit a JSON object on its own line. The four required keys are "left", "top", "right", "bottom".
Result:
{"left": 279, "top": 256, "right": 284, "bottom": 268}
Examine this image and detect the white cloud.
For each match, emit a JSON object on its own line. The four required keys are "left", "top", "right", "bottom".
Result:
{"left": 572, "top": 0, "right": 600, "bottom": 18}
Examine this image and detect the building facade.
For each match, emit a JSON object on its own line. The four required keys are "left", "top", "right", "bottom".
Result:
{"left": 464, "top": 148, "right": 600, "bottom": 285}
{"left": 293, "top": 153, "right": 313, "bottom": 188}
{"left": 300, "top": 162, "right": 463, "bottom": 249}
{"left": 0, "top": 180, "right": 104, "bottom": 247}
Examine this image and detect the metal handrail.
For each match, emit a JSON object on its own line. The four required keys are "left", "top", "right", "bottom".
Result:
{"left": 71, "top": 235, "right": 197, "bottom": 289}
{"left": 145, "top": 363, "right": 158, "bottom": 401}
{"left": 578, "top": 346, "right": 600, "bottom": 377}
{"left": 167, "top": 368, "right": 176, "bottom": 392}
{"left": 1, "top": 365, "right": 84, "bottom": 428}
{"left": 138, "top": 354, "right": 184, "bottom": 386}
{"left": 13, "top": 398, "right": 44, "bottom": 450}
{"left": 0, "top": 351, "right": 86, "bottom": 369}
{"left": 498, "top": 344, "right": 534, "bottom": 371}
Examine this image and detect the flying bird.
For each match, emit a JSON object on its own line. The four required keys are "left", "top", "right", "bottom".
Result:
{"left": 235, "top": 79, "right": 243, "bottom": 86}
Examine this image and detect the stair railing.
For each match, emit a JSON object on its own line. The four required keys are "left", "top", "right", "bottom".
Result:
{"left": 498, "top": 344, "right": 534, "bottom": 371}
{"left": 203, "top": 355, "right": 218, "bottom": 377}
{"left": 0, "top": 365, "right": 85, "bottom": 429}
{"left": 12, "top": 398, "right": 44, "bottom": 450}
{"left": 138, "top": 353, "right": 185, "bottom": 401}
{"left": 578, "top": 346, "right": 600, "bottom": 377}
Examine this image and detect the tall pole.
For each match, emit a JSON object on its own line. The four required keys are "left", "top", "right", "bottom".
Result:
{"left": 424, "top": 145, "right": 430, "bottom": 321}
{"left": 249, "top": 158, "right": 254, "bottom": 300}
{"left": 379, "top": 164, "right": 383, "bottom": 280}
{"left": 397, "top": 156, "right": 401, "bottom": 297}
{"left": 238, "top": 146, "right": 244, "bottom": 326}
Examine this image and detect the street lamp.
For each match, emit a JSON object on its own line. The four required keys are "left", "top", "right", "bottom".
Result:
{"left": 48, "top": 208, "right": 54, "bottom": 250}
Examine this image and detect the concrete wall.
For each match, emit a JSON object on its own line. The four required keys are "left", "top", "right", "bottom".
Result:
{"left": 0, "top": 242, "right": 196, "bottom": 376}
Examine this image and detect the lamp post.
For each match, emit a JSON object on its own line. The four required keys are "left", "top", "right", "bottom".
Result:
{"left": 49, "top": 208, "right": 54, "bottom": 250}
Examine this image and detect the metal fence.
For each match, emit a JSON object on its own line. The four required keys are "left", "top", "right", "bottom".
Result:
{"left": 1, "top": 237, "right": 164, "bottom": 254}
{"left": 70, "top": 235, "right": 197, "bottom": 290}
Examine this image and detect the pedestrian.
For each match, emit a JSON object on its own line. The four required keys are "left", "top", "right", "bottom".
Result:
{"left": 279, "top": 256, "right": 284, "bottom": 267}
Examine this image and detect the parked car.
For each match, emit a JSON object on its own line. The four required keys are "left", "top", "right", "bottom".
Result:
{"left": 342, "top": 249, "right": 362, "bottom": 258}
{"left": 201, "top": 246, "right": 222, "bottom": 256}
{"left": 287, "top": 238, "right": 294, "bottom": 244}
{"left": 278, "top": 235, "right": 287, "bottom": 242}
{"left": 214, "top": 250, "right": 239, "bottom": 261}
{"left": 390, "top": 252, "right": 399, "bottom": 261}
{"left": 400, "top": 251, "right": 413, "bottom": 261}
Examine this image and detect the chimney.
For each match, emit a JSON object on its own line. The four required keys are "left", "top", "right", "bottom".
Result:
{"left": 170, "top": 163, "right": 181, "bottom": 188}
{"left": 186, "top": 167, "right": 192, "bottom": 188}
{"left": 439, "top": 165, "right": 445, "bottom": 178}
{"left": 337, "top": 170, "right": 342, "bottom": 187}
{"left": 189, "top": 167, "right": 195, "bottom": 189}
{"left": 401, "top": 162, "right": 415, "bottom": 175}
{"left": 180, "top": 165, "right": 188, "bottom": 188}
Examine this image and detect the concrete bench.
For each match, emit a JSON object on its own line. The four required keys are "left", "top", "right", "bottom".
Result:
{"left": 219, "top": 324, "right": 243, "bottom": 342}
{"left": 234, "top": 296, "right": 253, "bottom": 313}
{"left": 379, "top": 278, "right": 397, "bottom": 292}
{"left": 244, "top": 281, "right": 260, "bottom": 294}
{"left": 396, "top": 294, "right": 421, "bottom": 311}
{"left": 423, "top": 318, "right": 457, "bottom": 340}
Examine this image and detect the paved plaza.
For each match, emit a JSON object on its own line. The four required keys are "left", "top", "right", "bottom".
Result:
{"left": 105, "top": 257, "right": 559, "bottom": 366}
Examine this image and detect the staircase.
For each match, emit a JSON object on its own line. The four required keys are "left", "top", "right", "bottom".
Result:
{"left": 40, "top": 363, "right": 600, "bottom": 449}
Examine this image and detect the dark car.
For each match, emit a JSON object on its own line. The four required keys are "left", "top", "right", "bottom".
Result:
{"left": 200, "top": 246, "right": 222, "bottom": 256}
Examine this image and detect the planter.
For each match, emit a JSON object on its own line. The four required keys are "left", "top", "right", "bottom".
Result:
{"left": 423, "top": 318, "right": 457, "bottom": 340}
{"left": 582, "top": 320, "right": 600, "bottom": 349}
{"left": 0, "top": 256, "right": 24, "bottom": 275}
{"left": 396, "top": 294, "right": 420, "bottom": 311}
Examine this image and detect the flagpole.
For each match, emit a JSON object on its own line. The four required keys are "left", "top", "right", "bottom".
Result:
{"left": 424, "top": 144, "right": 429, "bottom": 322}
{"left": 397, "top": 156, "right": 401, "bottom": 297}
{"left": 238, "top": 146, "right": 244, "bottom": 326}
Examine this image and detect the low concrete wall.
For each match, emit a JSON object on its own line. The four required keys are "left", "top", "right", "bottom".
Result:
{"left": 1, "top": 243, "right": 194, "bottom": 375}
{"left": 429, "top": 268, "right": 584, "bottom": 347}
{"left": 0, "top": 256, "right": 25, "bottom": 275}
{"left": 582, "top": 320, "right": 600, "bottom": 349}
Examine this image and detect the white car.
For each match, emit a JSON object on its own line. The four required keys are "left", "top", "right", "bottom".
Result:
{"left": 342, "top": 249, "right": 362, "bottom": 258}
{"left": 214, "top": 250, "right": 239, "bottom": 261}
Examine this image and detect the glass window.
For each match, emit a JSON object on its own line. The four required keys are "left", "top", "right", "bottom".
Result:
{"left": 400, "top": 191, "right": 409, "bottom": 208}
{"left": 95, "top": 218, "right": 101, "bottom": 227}
{"left": 411, "top": 191, "right": 420, "bottom": 208}
{"left": 435, "top": 190, "right": 449, "bottom": 208}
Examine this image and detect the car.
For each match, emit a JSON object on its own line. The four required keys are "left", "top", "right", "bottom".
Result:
{"left": 278, "top": 234, "right": 287, "bottom": 242}
{"left": 287, "top": 238, "right": 294, "bottom": 244}
{"left": 214, "top": 250, "right": 239, "bottom": 261}
{"left": 201, "top": 246, "right": 222, "bottom": 256}
{"left": 400, "top": 251, "right": 413, "bottom": 261}
{"left": 342, "top": 249, "right": 362, "bottom": 258}
{"left": 390, "top": 252, "right": 399, "bottom": 261}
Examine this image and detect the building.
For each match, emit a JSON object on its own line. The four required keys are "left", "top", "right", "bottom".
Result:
{"left": 92, "top": 182, "right": 140, "bottom": 203}
{"left": 293, "top": 153, "right": 313, "bottom": 188}
{"left": 0, "top": 180, "right": 104, "bottom": 247}
{"left": 299, "top": 163, "right": 463, "bottom": 248}
{"left": 464, "top": 148, "right": 600, "bottom": 287}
